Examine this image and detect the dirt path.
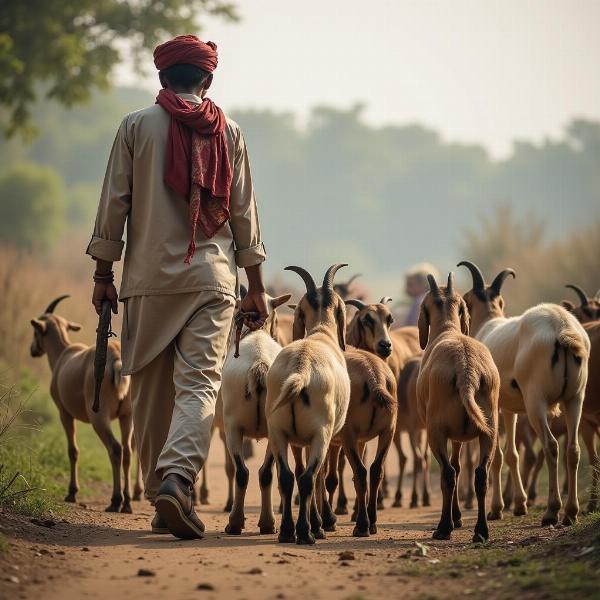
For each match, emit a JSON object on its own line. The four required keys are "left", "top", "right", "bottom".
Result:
{"left": 0, "top": 439, "right": 570, "bottom": 600}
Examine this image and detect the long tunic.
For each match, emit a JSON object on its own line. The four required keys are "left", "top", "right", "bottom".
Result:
{"left": 87, "top": 93, "right": 265, "bottom": 373}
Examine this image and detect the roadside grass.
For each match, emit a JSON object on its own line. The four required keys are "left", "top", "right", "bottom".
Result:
{"left": 0, "top": 368, "right": 117, "bottom": 517}
{"left": 0, "top": 533, "right": 8, "bottom": 553}
{"left": 391, "top": 510, "right": 600, "bottom": 599}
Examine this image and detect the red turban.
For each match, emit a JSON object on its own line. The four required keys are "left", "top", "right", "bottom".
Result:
{"left": 153, "top": 35, "right": 218, "bottom": 73}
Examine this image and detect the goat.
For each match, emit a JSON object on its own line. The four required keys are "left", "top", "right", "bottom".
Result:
{"left": 561, "top": 283, "right": 600, "bottom": 512}
{"left": 30, "top": 296, "right": 141, "bottom": 512}
{"left": 221, "top": 292, "right": 292, "bottom": 535}
{"left": 266, "top": 264, "right": 351, "bottom": 545}
{"left": 322, "top": 347, "right": 397, "bottom": 536}
{"left": 459, "top": 261, "right": 589, "bottom": 526}
{"left": 416, "top": 273, "right": 499, "bottom": 542}
{"left": 345, "top": 297, "right": 422, "bottom": 508}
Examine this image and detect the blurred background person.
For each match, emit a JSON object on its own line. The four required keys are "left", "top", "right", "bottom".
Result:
{"left": 403, "top": 263, "right": 439, "bottom": 327}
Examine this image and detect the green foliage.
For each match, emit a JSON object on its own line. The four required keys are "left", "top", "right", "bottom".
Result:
{"left": 0, "top": 162, "right": 65, "bottom": 249}
{"left": 0, "top": 0, "right": 238, "bottom": 137}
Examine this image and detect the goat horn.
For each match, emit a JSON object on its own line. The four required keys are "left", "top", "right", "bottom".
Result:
{"left": 490, "top": 269, "right": 516, "bottom": 296}
{"left": 44, "top": 295, "right": 70, "bottom": 314}
{"left": 565, "top": 284, "right": 589, "bottom": 307}
{"left": 284, "top": 266, "right": 317, "bottom": 295}
{"left": 322, "top": 263, "right": 348, "bottom": 292}
{"left": 380, "top": 296, "right": 393, "bottom": 304}
{"left": 447, "top": 272, "right": 454, "bottom": 294}
{"left": 346, "top": 273, "right": 362, "bottom": 286}
{"left": 345, "top": 299, "right": 367, "bottom": 311}
{"left": 457, "top": 260, "right": 485, "bottom": 292}
{"left": 427, "top": 274, "right": 441, "bottom": 296}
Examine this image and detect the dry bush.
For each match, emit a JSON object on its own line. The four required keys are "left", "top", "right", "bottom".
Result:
{"left": 462, "top": 205, "right": 600, "bottom": 314}
{"left": 0, "top": 238, "right": 122, "bottom": 383}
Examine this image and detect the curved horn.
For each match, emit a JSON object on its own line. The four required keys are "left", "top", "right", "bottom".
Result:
{"left": 447, "top": 272, "right": 454, "bottom": 294}
{"left": 565, "top": 284, "right": 589, "bottom": 307}
{"left": 346, "top": 273, "right": 362, "bottom": 286}
{"left": 322, "top": 263, "right": 348, "bottom": 292}
{"left": 379, "top": 296, "right": 393, "bottom": 304}
{"left": 490, "top": 269, "right": 516, "bottom": 296}
{"left": 284, "top": 266, "right": 317, "bottom": 295}
{"left": 44, "top": 295, "right": 70, "bottom": 314}
{"left": 457, "top": 260, "right": 485, "bottom": 292}
{"left": 427, "top": 274, "right": 440, "bottom": 296}
{"left": 345, "top": 299, "right": 367, "bottom": 311}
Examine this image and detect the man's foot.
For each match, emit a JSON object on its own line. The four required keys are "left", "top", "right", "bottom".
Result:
{"left": 155, "top": 474, "right": 205, "bottom": 540}
{"left": 151, "top": 512, "right": 170, "bottom": 534}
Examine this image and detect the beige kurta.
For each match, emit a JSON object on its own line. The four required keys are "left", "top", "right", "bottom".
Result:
{"left": 87, "top": 93, "right": 265, "bottom": 373}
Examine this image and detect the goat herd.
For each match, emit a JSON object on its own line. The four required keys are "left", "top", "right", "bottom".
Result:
{"left": 29, "top": 261, "right": 599, "bottom": 546}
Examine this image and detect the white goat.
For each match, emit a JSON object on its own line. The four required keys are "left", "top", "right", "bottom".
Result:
{"left": 221, "top": 292, "right": 292, "bottom": 535}
{"left": 459, "top": 261, "right": 590, "bottom": 526}
{"left": 266, "top": 264, "right": 351, "bottom": 545}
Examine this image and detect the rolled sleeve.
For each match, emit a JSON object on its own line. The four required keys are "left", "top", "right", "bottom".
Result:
{"left": 86, "top": 116, "right": 133, "bottom": 262}
{"left": 235, "top": 241, "right": 267, "bottom": 268}
{"left": 86, "top": 235, "right": 125, "bottom": 262}
{"left": 228, "top": 127, "right": 266, "bottom": 269}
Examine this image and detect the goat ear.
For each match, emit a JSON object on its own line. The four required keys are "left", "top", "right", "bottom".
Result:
{"left": 459, "top": 300, "right": 470, "bottom": 336}
{"left": 30, "top": 319, "right": 46, "bottom": 334}
{"left": 287, "top": 303, "right": 297, "bottom": 311}
{"left": 270, "top": 294, "right": 292, "bottom": 310}
{"left": 561, "top": 300, "right": 575, "bottom": 312}
{"left": 336, "top": 302, "right": 346, "bottom": 351}
{"left": 292, "top": 306, "right": 306, "bottom": 341}
{"left": 68, "top": 321, "right": 82, "bottom": 332}
{"left": 418, "top": 306, "right": 429, "bottom": 350}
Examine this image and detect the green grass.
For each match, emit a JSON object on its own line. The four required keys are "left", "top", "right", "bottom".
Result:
{"left": 0, "top": 368, "right": 118, "bottom": 516}
{"left": 0, "top": 533, "right": 8, "bottom": 553}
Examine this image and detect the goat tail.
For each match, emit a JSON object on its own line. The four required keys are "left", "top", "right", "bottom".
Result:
{"left": 364, "top": 365, "right": 395, "bottom": 412}
{"left": 272, "top": 371, "right": 309, "bottom": 413}
{"left": 111, "top": 358, "right": 130, "bottom": 401}
{"left": 558, "top": 328, "right": 589, "bottom": 362}
{"left": 457, "top": 373, "right": 493, "bottom": 438}
{"left": 248, "top": 360, "right": 269, "bottom": 402}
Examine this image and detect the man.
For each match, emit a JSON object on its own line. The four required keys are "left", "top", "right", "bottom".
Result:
{"left": 87, "top": 35, "right": 268, "bottom": 540}
{"left": 402, "top": 263, "right": 438, "bottom": 326}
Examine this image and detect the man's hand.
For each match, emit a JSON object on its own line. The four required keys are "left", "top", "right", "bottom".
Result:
{"left": 92, "top": 282, "right": 119, "bottom": 315}
{"left": 240, "top": 290, "right": 268, "bottom": 331}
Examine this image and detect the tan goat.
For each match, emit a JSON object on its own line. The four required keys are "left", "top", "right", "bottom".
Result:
{"left": 416, "top": 273, "right": 499, "bottom": 542}
{"left": 30, "top": 296, "right": 141, "bottom": 512}
{"left": 266, "top": 264, "right": 351, "bottom": 545}
{"left": 459, "top": 262, "right": 589, "bottom": 526}
{"left": 345, "top": 297, "right": 422, "bottom": 509}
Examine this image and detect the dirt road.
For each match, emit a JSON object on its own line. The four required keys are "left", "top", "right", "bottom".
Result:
{"left": 0, "top": 438, "right": 575, "bottom": 600}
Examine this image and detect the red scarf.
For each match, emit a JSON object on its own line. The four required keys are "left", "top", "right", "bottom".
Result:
{"left": 156, "top": 88, "right": 232, "bottom": 264}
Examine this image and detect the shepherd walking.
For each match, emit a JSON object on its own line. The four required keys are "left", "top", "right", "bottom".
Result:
{"left": 87, "top": 35, "right": 268, "bottom": 539}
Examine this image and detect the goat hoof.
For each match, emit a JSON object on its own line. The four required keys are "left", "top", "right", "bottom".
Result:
{"left": 64, "top": 494, "right": 77, "bottom": 503}
{"left": 223, "top": 501, "right": 233, "bottom": 513}
{"left": 541, "top": 514, "right": 559, "bottom": 527}
{"left": 105, "top": 503, "right": 121, "bottom": 513}
{"left": 200, "top": 490, "right": 209, "bottom": 505}
{"left": 120, "top": 503, "right": 133, "bottom": 514}
{"left": 352, "top": 526, "right": 370, "bottom": 537}
{"left": 432, "top": 529, "right": 452, "bottom": 540}
{"left": 132, "top": 493, "right": 142, "bottom": 502}
{"left": 312, "top": 528, "right": 326, "bottom": 540}
{"left": 296, "top": 533, "right": 316, "bottom": 545}
{"left": 259, "top": 524, "right": 277, "bottom": 535}
{"left": 562, "top": 514, "right": 577, "bottom": 527}
{"left": 472, "top": 532, "right": 488, "bottom": 544}
{"left": 377, "top": 500, "right": 385, "bottom": 510}
{"left": 422, "top": 497, "right": 431, "bottom": 507}
{"left": 350, "top": 511, "right": 358, "bottom": 522}
{"left": 323, "top": 523, "right": 336, "bottom": 532}
{"left": 453, "top": 518, "right": 463, "bottom": 529}
{"left": 334, "top": 505, "right": 349, "bottom": 515}
{"left": 278, "top": 530, "right": 296, "bottom": 543}
{"left": 369, "top": 524, "right": 377, "bottom": 534}
{"left": 487, "top": 510, "right": 503, "bottom": 521}
{"left": 225, "top": 523, "right": 243, "bottom": 535}
{"left": 410, "top": 499, "right": 418, "bottom": 509}
{"left": 513, "top": 504, "right": 528, "bottom": 517}
{"left": 392, "top": 499, "right": 402, "bottom": 508}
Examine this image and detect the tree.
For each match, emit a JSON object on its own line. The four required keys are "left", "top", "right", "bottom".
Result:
{"left": 0, "top": 0, "right": 238, "bottom": 137}
{"left": 0, "top": 162, "right": 65, "bottom": 249}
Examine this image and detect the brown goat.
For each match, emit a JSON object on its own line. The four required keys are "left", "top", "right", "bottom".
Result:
{"left": 345, "top": 297, "right": 421, "bottom": 508}
{"left": 323, "top": 348, "right": 397, "bottom": 536}
{"left": 30, "top": 296, "right": 140, "bottom": 512}
{"left": 417, "top": 273, "right": 499, "bottom": 542}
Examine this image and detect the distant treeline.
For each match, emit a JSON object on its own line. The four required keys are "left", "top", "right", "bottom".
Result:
{"left": 1, "top": 87, "right": 599, "bottom": 284}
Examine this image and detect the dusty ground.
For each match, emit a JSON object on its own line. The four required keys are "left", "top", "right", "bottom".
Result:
{"left": 0, "top": 438, "right": 592, "bottom": 600}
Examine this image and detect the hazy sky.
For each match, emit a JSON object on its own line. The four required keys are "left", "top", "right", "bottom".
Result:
{"left": 119, "top": 0, "right": 600, "bottom": 158}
